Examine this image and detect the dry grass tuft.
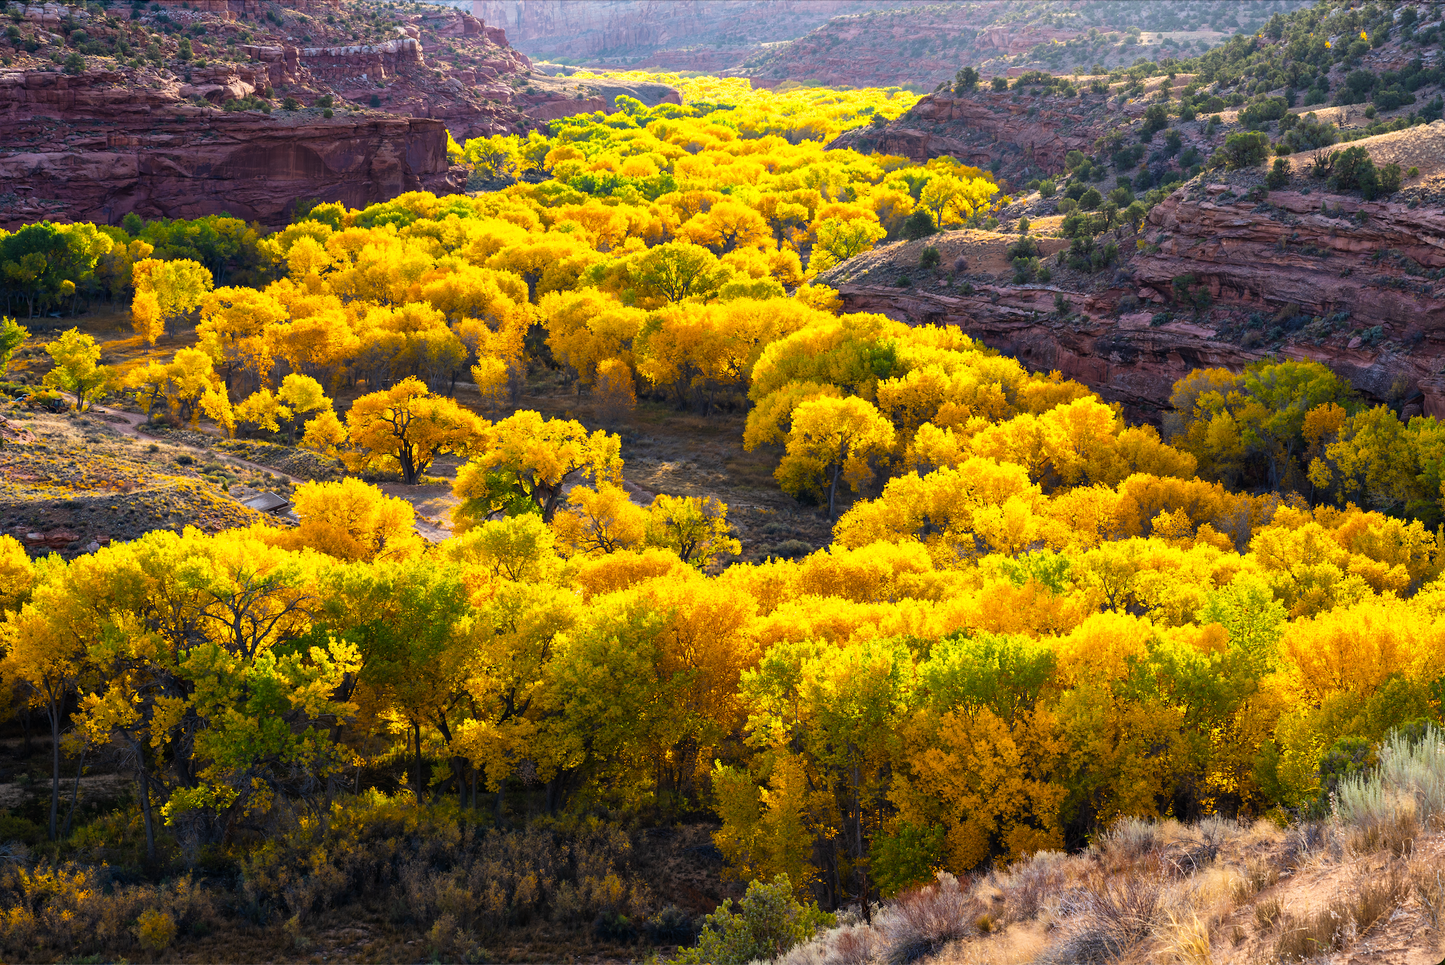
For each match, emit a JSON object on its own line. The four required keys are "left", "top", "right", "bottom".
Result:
{"left": 1273, "top": 869, "right": 1408, "bottom": 961}
{"left": 1412, "top": 858, "right": 1445, "bottom": 932}
{"left": 1253, "top": 896, "right": 1283, "bottom": 932}
{"left": 1160, "top": 909, "right": 1212, "bottom": 965}
{"left": 1048, "top": 875, "right": 1161, "bottom": 963}
{"left": 879, "top": 872, "right": 979, "bottom": 965}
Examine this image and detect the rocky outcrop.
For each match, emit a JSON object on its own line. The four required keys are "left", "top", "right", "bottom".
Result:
{"left": 837, "top": 277, "right": 1445, "bottom": 422}
{"left": 1136, "top": 186, "right": 1445, "bottom": 330}
{"left": 835, "top": 281, "right": 1266, "bottom": 421}
{"left": 298, "top": 37, "right": 424, "bottom": 81}
{"left": 832, "top": 88, "right": 1126, "bottom": 183}
{"left": 0, "top": 69, "right": 457, "bottom": 227}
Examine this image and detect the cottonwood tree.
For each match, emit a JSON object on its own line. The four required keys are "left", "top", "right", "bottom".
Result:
{"left": 343, "top": 376, "right": 486, "bottom": 484}
{"left": 452, "top": 411, "right": 622, "bottom": 526}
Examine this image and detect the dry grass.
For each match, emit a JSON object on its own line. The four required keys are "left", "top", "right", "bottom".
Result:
{"left": 1048, "top": 875, "right": 1162, "bottom": 964}
{"left": 1272, "top": 869, "right": 1408, "bottom": 962}
{"left": 878, "top": 873, "right": 979, "bottom": 965}
{"left": 1412, "top": 857, "right": 1445, "bottom": 932}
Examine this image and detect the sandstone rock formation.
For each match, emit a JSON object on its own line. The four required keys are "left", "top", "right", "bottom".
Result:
{"left": 0, "top": 68, "right": 457, "bottom": 227}
{"left": 836, "top": 280, "right": 1267, "bottom": 421}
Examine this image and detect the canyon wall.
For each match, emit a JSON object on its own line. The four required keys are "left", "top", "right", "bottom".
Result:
{"left": 0, "top": 69, "right": 456, "bottom": 228}
{"left": 471, "top": 0, "right": 903, "bottom": 64}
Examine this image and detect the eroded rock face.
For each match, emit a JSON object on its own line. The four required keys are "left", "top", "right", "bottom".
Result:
{"left": 1135, "top": 187, "right": 1445, "bottom": 332}
{"left": 0, "top": 69, "right": 457, "bottom": 227}
{"left": 831, "top": 88, "right": 1129, "bottom": 182}
{"left": 834, "top": 282, "right": 1266, "bottom": 422}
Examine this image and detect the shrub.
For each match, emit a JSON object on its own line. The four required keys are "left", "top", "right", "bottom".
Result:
{"left": 282, "top": 96, "right": 300, "bottom": 111}
{"left": 675, "top": 875, "right": 833, "bottom": 965}
{"left": 1266, "top": 157, "right": 1291, "bottom": 189}
{"left": 953, "top": 66, "right": 979, "bottom": 93}
{"left": 991, "top": 76, "right": 1007, "bottom": 92}
{"left": 900, "top": 209, "right": 937, "bottom": 241}
{"left": 644, "top": 905, "right": 696, "bottom": 944}
{"left": 1218, "top": 131, "right": 1270, "bottom": 170}
{"left": 1005, "top": 236, "right": 1040, "bottom": 261}
{"left": 62, "top": 51, "right": 84, "bottom": 74}
{"left": 135, "top": 909, "right": 177, "bottom": 952}
{"left": 1379, "top": 162, "right": 1402, "bottom": 195}
{"left": 1053, "top": 878, "right": 1161, "bottom": 963}
{"left": 1335, "top": 723, "right": 1445, "bottom": 839}
{"left": 1038, "top": 179, "right": 1056, "bottom": 197}
{"left": 1140, "top": 103, "right": 1169, "bottom": 140}
{"left": 1078, "top": 187, "right": 1103, "bottom": 211}
{"left": 369, "top": 93, "right": 382, "bottom": 108}
{"left": 1057, "top": 197, "right": 1077, "bottom": 214}
{"left": 1239, "top": 95, "right": 1288, "bottom": 126}
{"left": 1171, "top": 274, "right": 1212, "bottom": 311}
{"left": 1327, "top": 145, "right": 1381, "bottom": 199}
{"left": 919, "top": 246, "right": 941, "bottom": 269}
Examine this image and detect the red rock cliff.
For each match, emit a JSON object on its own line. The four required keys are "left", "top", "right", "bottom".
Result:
{"left": 0, "top": 69, "right": 457, "bottom": 228}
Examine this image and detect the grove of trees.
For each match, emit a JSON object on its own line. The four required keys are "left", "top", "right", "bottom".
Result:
{"left": 1, "top": 63, "right": 1444, "bottom": 959}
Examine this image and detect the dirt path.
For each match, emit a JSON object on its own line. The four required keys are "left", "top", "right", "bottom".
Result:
{"left": 88, "top": 404, "right": 455, "bottom": 543}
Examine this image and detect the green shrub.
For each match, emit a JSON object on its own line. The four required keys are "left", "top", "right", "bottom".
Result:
{"left": 1037, "top": 179, "right": 1056, "bottom": 198}
{"left": 674, "top": 875, "right": 833, "bottom": 965}
{"left": 991, "top": 76, "right": 1007, "bottom": 92}
{"left": 1006, "top": 236, "right": 1041, "bottom": 261}
{"left": 1078, "top": 187, "right": 1103, "bottom": 211}
{"left": 1328, "top": 145, "right": 1380, "bottom": 199}
{"left": 919, "top": 246, "right": 941, "bottom": 269}
{"left": 1266, "top": 157, "right": 1291, "bottom": 190}
{"left": 1239, "top": 95, "right": 1288, "bottom": 126}
{"left": 901, "top": 209, "right": 937, "bottom": 241}
{"left": 1218, "top": 131, "right": 1270, "bottom": 170}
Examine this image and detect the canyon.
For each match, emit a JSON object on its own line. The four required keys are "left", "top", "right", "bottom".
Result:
{"left": 0, "top": 0, "right": 676, "bottom": 227}
{"left": 470, "top": 0, "right": 905, "bottom": 68}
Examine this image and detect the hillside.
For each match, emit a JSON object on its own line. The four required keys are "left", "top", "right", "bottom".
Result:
{"left": 739, "top": 0, "right": 1312, "bottom": 90}
{"left": 827, "top": 0, "right": 1445, "bottom": 420}
{"left": 473, "top": 0, "right": 908, "bottom": 72}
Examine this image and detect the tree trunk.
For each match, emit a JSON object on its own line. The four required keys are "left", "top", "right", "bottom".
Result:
{"left": 137, "top": 769, "right": 156, "bottom": 864}
{"left": 64, "top": 746, "right": 85, "bottom": 838}
{"left": 827, "top": 461, "right": 842, "bottom": 520}
{"left": 412, "top": 719, "right": 424, "bottom": 805}
{"left": 47, "top": 699, "right": 60, "bottom": 842}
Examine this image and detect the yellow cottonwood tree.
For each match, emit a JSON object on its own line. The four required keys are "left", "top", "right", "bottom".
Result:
{"left": 776, "top": 396, "right": 896, "bottom": 518}
{"left": 343, "top": 376, "right": 486, "bottom": 484}
{"left": 452, "top": 411, "right": 622, "bottom": 526}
